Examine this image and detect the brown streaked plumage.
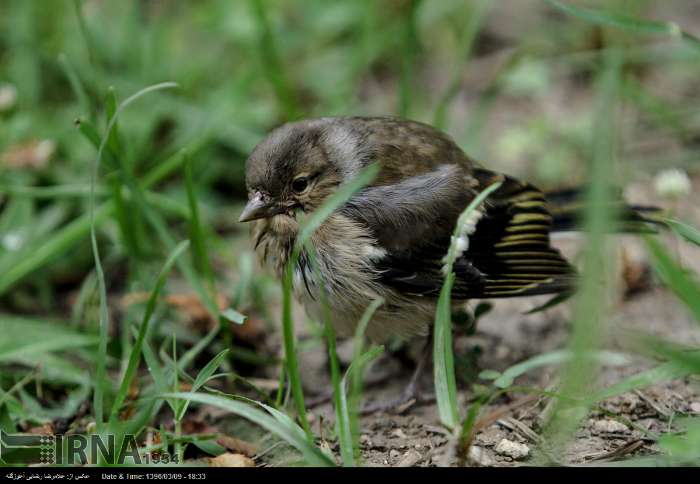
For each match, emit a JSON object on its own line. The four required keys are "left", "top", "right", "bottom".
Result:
{"left": 239, "top": 116, "right": 654, "bottom": 343}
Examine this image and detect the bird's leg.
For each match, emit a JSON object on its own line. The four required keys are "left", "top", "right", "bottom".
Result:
{"left": 360, "top": 334, "right": 434, "bottom": 415}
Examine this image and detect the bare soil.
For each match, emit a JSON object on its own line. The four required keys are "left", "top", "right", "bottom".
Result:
{"left": 221, "top": 188, "right": 700, "bottom": 467}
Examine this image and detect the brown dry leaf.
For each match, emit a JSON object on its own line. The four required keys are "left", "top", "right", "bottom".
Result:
{"left": 180, "top": 418, "right": 215, "bottom": 435}
{"left": 120, "top": 291, "right": 150, "bottom": 308}
{"left": 120, "top": 406, "right": 136, "bottom": 420}
{"left": 2, "top": 139, "right": 56, "bottom": 169}
{"left": 28, "top": 423, "right": 54, "bottom": 435}
{"left": 230, "top": 316, "right": 266, "bottom": 344}
{"left": 621, "top": 247, "right": 651, "bottom": 297}
{"left": 166, "top": 293, "right": 228, "bottom": 327}
{"left": 120, "top": 291, "right": 227, "bottom": 326}
{"left": 216, "top": 435, "right": 257, "bottom": 457}
{"left": 209, "top": 453, "right": 255, "bottom": 467}
{"left": 121, "top": 291, "right": 263, "bottom": 343}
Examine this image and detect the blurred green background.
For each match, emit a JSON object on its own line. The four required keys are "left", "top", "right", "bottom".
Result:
{"left": 1, "top": 0, "right": 698, "bottom": 305}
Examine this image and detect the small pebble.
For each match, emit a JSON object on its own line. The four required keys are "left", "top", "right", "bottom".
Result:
{"left": 494, "top": 439, "right": 530, "bottom": 460}
{"left": 389, "top": 449, "right": 401, "bottom": 461}
{"left": 391, "top": 428, "right": 408, "bottom": 439}
{"left": 592, "top": 419, "right": 629, "bottom": 434}
{"left": 397, "top": 450, "right": 422, "bottom": 467}
{"left": 468, "top": 445, "right": 493, "bottom": 467}
{"left": 690, "top": 402, "right": 700, "bottom": 414}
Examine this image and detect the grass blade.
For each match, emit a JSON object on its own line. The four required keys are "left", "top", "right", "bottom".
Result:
{"left": 492, "top": 350, "right": 628, "bottom": 389}
{"left": 280, "top": 163, "right": 380, "bottom": 440}
{"left": 249, "top": 0, "right": 302, "bottom": 120}
{"left": 591, "top": 362, "right": 693, "bottom": 402}
{"left": 89, "top": 82, "right": 178, "bottom": 433}
{"left": 0, "top": 315, "right": 99, "bottom": 361}
{"left": 184, "top": 151, "right": 215, "bottom": 295}
{"left": 0, "top": 148, "right": 190, "bottom": 297}
{"left": 163, "top": 392, "right": 335, "bottom": 466}
{"left": 175, "top": 349, "right": 229, "bottom": 421}
{"left": 399, "top": 0, "right": 421, "bottom": 118}
{"left": 433, "top": 0, "right": 490, "bottom": 130}
{"left": 538, "top": 46, "right": 622, "bottom": 459}
{"left": 296, "top": 163, "right": 381, "bottom": 244}
{"left": 666, "top": 218, "right": 700, "bottom": 247}
{"left": 645, "top": 235, "right": 700, "bottom": 323}
{"left": 434, "top": 180, "right": 502, "bottom": 429}
{"left": 346, "top": 298, "right": 384, "bottom": 463}
{"left": 57, "top": 53, "right": 92, "bottom": 120}
{"left": 544, "top": 0, "right": 700, "bottom": 51}
{"left": 108, "top": 240, "right": 189, "bottom": 424}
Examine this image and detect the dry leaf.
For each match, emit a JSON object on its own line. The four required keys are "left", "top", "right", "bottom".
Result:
{"left": 2, "top": 139, "right": 56, "bottom": 169}
{"left": 120, "top": 291, "right": 262, "bottom": 343}
{"left": 120, "top": 291, "right": 227, "bottom": 326}
{"left": 216, "top": 435, "right": 257, "bottom": 457}
{"left": 28, "top": 423, "right": 54, "bottom": 435}
{"left": 209, "top": 453, "right": 255, "bottom": 467}
{"left": 180, "top": 417, "right": 215, "bottom": 435}
{"left": 621, "top": 247, "right": 651, "bottom": 297}
{"left": 230, "top": 316, "right": 266, "bottom": 344}
{"left": 166, "top": 293, "right": 228, "bottom": 327}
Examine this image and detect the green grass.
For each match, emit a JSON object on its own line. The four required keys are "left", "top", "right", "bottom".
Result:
{"left": 1, "top": 0, "right": 700, "bottom": 468}
{"left": 433, "top": 180, "right": 502, "bottom": 429}
{"left": 280, "top": 162, "right": 379, "bottom": 444}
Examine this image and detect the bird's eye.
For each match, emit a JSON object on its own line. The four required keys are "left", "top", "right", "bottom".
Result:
{"left": 292, "top": 176, "right": 309, "bottom": 193}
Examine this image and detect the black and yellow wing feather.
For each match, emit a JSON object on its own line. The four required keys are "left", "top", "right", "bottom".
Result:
{"left": 343, "top": 166, "right": 577, "bottom": 300}
{"left": 454, "top": 168, "right": 576, "bottom": 298}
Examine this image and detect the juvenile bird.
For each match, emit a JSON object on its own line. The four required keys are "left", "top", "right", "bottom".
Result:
{"left": 239, "top": 116, "right": 653, "bottom": 401}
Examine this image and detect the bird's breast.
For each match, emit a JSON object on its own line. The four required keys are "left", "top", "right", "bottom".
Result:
{"left": 253, "top": 212, "right": 392, "bottom": 333}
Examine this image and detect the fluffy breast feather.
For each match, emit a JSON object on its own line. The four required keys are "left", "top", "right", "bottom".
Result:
{"left": 252, "top": 212, "right": 434, "bottom": 342}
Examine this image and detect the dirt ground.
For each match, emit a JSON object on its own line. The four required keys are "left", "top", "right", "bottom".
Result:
{"left": 305, "top": 236, "right": 698, "bottom": 467}
{"left": 216, "top": 184, "right": 700, "bottom": 467}
{"left": 341, "top": 286, "right": 700, "bottom": 467}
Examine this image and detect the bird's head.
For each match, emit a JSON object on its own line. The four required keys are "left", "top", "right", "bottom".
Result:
{"left": 239, "top": 120, "right": 357, "bottom": 223}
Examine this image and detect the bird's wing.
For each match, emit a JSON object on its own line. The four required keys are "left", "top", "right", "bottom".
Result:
{"left": 340, "top": 166, "right": 577, "bottom": 299}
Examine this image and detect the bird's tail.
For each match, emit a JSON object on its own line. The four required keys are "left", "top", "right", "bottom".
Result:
{"left": 460, "top": 170, "right": 665, "bottom": 301}
{"left": 544, "top": 186, "right": 664, "bottom": 233}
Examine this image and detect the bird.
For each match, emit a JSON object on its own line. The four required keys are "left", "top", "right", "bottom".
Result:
{"left": 238, "top": 116, "right": 656, "bottom": 409}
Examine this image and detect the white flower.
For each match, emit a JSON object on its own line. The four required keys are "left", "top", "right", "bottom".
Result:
{"left": 0, "top": 83, "right": 17, "bottom": 112}
{"left": 654, "top": 168, "right": 691, "bottom": 199}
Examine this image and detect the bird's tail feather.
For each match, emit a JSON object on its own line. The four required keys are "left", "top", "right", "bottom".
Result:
{"left": 462, "top": 170, "right": 663, "bottom": 300}
{"left": 544, "top": 186, "right": 663, "bottom": 233}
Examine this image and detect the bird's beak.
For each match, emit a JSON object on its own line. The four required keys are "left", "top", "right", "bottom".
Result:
{"left": 239, "top": 193, "right": 274, "bottom": 223}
